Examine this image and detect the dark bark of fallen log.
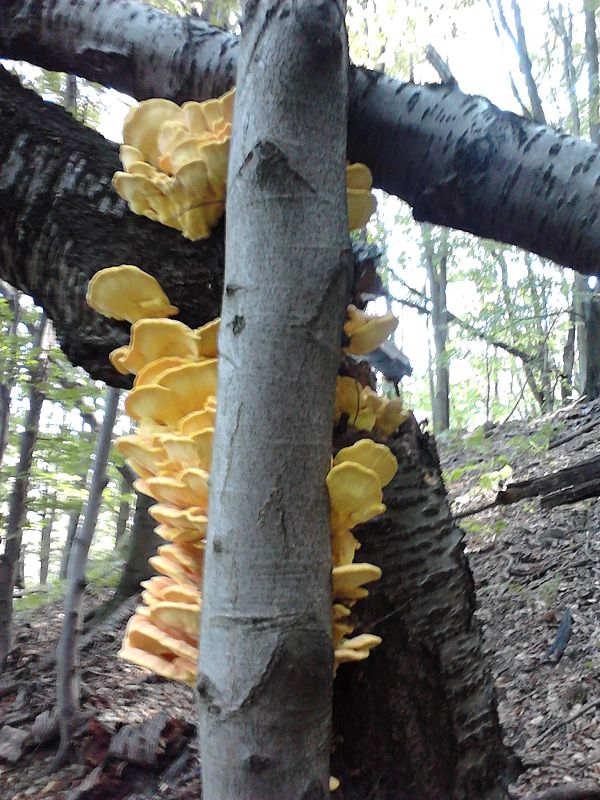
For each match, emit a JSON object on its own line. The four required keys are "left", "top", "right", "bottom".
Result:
{"left": 523, "top": 786, "right": 600, "bottom": 800}
{"left": 454, "top": 454, "right": 600, "bottom": 518}
{"left": 540, "top": 477, "right": 600, "bottom": 508}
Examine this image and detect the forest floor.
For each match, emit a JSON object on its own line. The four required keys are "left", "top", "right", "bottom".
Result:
{"left": 0, "top": 400, "right": 599, "bottom": 799}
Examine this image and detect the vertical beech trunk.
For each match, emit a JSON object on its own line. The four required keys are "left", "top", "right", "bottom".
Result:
{"left": 55, "top": 386, "right": 119, "bottom": 765}
{"left": 111, "top": 491, "right": 160, "bottom": 602}
{"left": 113, "top": 474, "right": 131, "bottom": 550}
{"left": 423, "top": 226, "right": 450, "bottom": 432}
{"left": 0, "top": 314, "right": 49, "bottom": 670}
{"left": 332, "top": 416, "right": 515, "bottom": 799}
{"left": 39, "top": 494, "right": 57, "bottom": 585}
{"left": 198, "top": 2, "right": 351, "bottom": 797}
{"left": 0, "top": 285, "right": 21, "bottom": 474}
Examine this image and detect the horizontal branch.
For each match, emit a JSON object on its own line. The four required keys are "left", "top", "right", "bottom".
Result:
{"left": 3, "top": 0, "right": 600, "bottom": 274}
{"left": 0, "top": 66, "right": 224, "bottom": 384}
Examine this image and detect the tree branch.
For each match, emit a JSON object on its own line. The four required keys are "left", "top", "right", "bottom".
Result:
{"left": 3, "top": 0, "right": 600, "bottom": 275}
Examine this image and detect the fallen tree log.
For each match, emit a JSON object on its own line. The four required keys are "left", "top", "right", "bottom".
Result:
{"left": 454, "top": 454, "right": 600, "bottom": 518}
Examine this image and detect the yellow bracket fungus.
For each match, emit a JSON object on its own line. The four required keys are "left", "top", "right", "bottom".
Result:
{"left": 344, "top": 304, "right": 399, "bottom": 356}
{"left": 86, "top": 265, "right": 178, "bottom": 323}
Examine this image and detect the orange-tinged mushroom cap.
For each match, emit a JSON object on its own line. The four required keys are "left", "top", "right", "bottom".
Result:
{"left": 162, "top": 584, "right": 202, "bottom": 604}
{"left": 149, "top": 504, "right": 208, "bottom": 533}
{"left": 134, "top": 357, "right": 191, "bottom": 388}
{"left": 179, "top": 406, "right": 217, "bottom": 436}
{"left": 150, "top": 601, "right": 200, "bottom": 640}
{"left": 155, "top": 434, "right": 201, "bottom": 470}
{"left": 125, "top": 385, "right": 182, "bottom": 425}
{"left": 333, "top": 439, "right": 398, "bottom": 488}
{"left": 157, "top": 360, "right": 218, "bottom": 418}
{"left": 326, "top": 462, "right": 385, "bottom": 531}
{"left": 87, "top": 265, "right": 179, "bottom": 323}
{"left": 109, "top": 346, "right": 133, "bottom": 375}
{"left": 116, "top": 434, "right": 167, "bottom": 476}
{"left": 125, "top": 319, "right": 200, "bottom": 373}
{"left": 119, "top": 643, "right": 196, "bottom": 684}
{"left": 125, "top": 614, "right": 197, "bottom": 662}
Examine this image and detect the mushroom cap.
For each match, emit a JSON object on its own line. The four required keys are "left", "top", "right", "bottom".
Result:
{"left": 347, "top": 189, "right": 377, "bottom": 231}
{"left": 124, "top": 319, "right": 200, "bottom": 375}
{"left": 194, "top": 318, "right": 220, "bottom": 358}
{"left": 344, "top": 305, "right": 398, "bottom": 356}
{"left": 331, "top": 528, "right": 361, "bottom": 566}
{"left": 374, "top": 398, "right": 407, "bottom": 439}
{"left": 150, "top": 601, "right": 200, "bottom": 641}
{"left": 149, "top": 503, "right": 208, "bottom": 533}
{"left": 334, "top": 439, "right": 398, "bottom": 488}
{"left": 326, "top": 462, "right": 385, "bottom": 531}
{"left": 155, "top": 433, "right": 202, "bottom": 470}
{"left": 123, "top": 98, "right": 183, "bottom": 165}
{"left": 334, "top": 634, "right": 382, "bottom": 665}
{"left": 124, "top": 613, "right": 197, "bottom": 662}
{"left": 345, "top": 163, "right": 377, "bottom": 230}
{"left": 116, "top": 434, "right": 167, "bottom": 477}
{"left": 118, "top": 643, "right": 196, "bottom": 684}
{"left": 179, "top": 406, "right": 217, "bottom": 436}
{"left": 156, "top": 360, "right": 218, "bottom": 418}
{"left": 332, "top": 563, "right": 382, "bottom": 600}
{"left": 134, "top": 357, "right": 191, "bottom": 388}
{"left": 86, "top": 265, "right": 178, "bottom": 323}
{"left": 334, "top": 376, "right": 362, "bottom": 426}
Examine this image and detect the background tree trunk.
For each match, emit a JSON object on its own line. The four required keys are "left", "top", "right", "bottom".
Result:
{"left": 55, "top": 386, "right": 119, "bottom": 765}
{"left": 39, "top": 494, "right": 57, "bottom": 586}
{"left": 198, "top": 2, "right": 351, "bottom": 797}
{"left": 423, "top": 226, "right": 450, "bottom": 431}
{"left": 0, "top": 314, "right": 49, "bottom": 670}
{"left": 332, "top": 417, "right": 515, "bottom": 800}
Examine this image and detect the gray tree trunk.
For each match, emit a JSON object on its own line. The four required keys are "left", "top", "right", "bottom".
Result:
{"left": 54, "top": 386, "right": 119, "bottom": 765}
{"left": 0, "top": 285, "right": 21, "bottom": 475}
{"left": 113, "top": 474, "right": 131, "bottom": 550}
{"left": 4, "top": 1, "right": 600, "bottom": 275}
{"left": 198, "top": 2, "right": 351, "bottom": 797}
{"left": 0, "top": 314, "right": 49, "bottom": 670}
{"left": 111, "top": 491, "right": 160, "bottom": 601}
{"left": 332, "top": 417, "right": 515, "bottom": 799}
{"left": 39, "top": 494, "right": 57, "bottom": 586}
{"left": 422, "top": 226, "right": 450, "bottom": 432}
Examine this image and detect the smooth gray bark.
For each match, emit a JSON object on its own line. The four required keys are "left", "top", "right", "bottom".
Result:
{"left": 5, "top": 0, "right": 600, "bottom": 275}
{"left": 54, "top": 386, "right": 119, "bottom": 765}
{"left": 39, "top": 494, "right": 57, "bottom": 585}
{"left": 422, "top": 226, "right": 450, "bottom": 432}
{"left": 198, "top": 2, "right": 351, "bottom": 797}
{"left": 0, "top": 314, "right": 49, "bottom": 670}
{"left": 112, "top": 491, "right": 160, "bottom": 601}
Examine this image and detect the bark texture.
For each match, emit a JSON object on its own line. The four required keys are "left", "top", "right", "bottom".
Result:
{"left": 55, "top": 387, "right": 119, "bottom": 765}
{"left": 4, "top": 0, "right": 600, "bottom": 275}
{"left": 332, "top": 418, "right": 515, "bottom": 799}
{"left": 0, "top": 315, "right": 49, "bottom": 670}
{"left": 111, "top": 492, "right": 160, "bottom": 603}
{"left": 197, "top": 2, "right": 351, "bottom": 797}
{"left": 0, "top": 66, "right": 224, "bottom": 385}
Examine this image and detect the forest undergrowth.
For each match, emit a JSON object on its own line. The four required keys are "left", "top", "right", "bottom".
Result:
{"left": 0, "top": 401, "right": 599, "bottom": 800}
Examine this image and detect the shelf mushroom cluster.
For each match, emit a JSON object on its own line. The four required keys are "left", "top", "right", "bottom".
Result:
{"left": 113, "top": 89, "right": 377, "bottom": 239}
{"left": 87, "top": 264, "right": 217, "bottom": 684}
